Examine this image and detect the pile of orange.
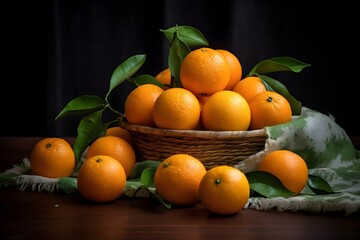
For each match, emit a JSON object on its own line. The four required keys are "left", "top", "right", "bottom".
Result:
{"left": 29, "top": 134, "right": 136, "bottom": 203}
{"left": 124, "top": 47, "right": 293, "bottom": 131}
{"left": 28, "top": 135, "right": 308, "bottom": 214}
{"left": 118, "top": 45, "right": 307, "bottom": 215}
{"left": 153, "top": 154, "right": 251, "bottom": 215}
{"left": 28, "top": 40, "right": 308, "bottom": 214}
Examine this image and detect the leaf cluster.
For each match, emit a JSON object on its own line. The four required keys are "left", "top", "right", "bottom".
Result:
{"left": 248, "top": 57, "right": 310, "bottom": 115}
{"left": 246, "top": 171, "right": 335, "bottom": 198}
{"left": 56, "top": 55, "right": 147, "bottom": 166}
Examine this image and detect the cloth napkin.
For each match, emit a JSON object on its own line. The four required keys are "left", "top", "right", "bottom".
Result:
{"left": 1, "top": 107, "right": 359, "bottom": 215}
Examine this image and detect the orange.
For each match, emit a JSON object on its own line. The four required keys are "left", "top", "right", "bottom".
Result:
{"left": 201, "top": 90, "right": 251, "bottom": 131}
{"left": 155, "top": 67, "right": 171, "bottom": 87}
{"left": 152, "top": 88, "right": 201, "bottom": 130}
{"left": 105, "top": 126, "right": 133, "bottom": 146}
{"left": 77, "top": 155, "right": 126, "bottom": 202}
{"left": 258, "top": 150, "right": 308, "bottom": 194}
{"left": 199, "top": 165, "right": 250, "bottom": 215}
{"left": 86, "top": 136, "right": 136, "bottom": 179}
{"left": 232, "top": 76, "right": 266, "bottom": 103}
{"left": 248, "top": 91, "right": 292, "bottom": 130}
{"left": 30, "top": 137, "right": 75, "bottom": 178}
{"left": 216, "top": 49, "right": 242, "bottom": 90}
{"left": 154, "top": 154, "right": 207, "bottom": 206}
{"left": 180, "top": 47, "right": 230, "bottom": 95}
{"left": 124, "top": 84, "right": 164, "bottom": 127}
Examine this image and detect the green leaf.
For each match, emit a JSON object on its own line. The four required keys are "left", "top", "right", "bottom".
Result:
{"left": 133, "top": 74, "right": 165, "bottom": 88}
{"left": 161, "top": 25, "right": 209, "bottom": 47}
{"left": 73, "top": 110, "right": 103, "bottom": 167}
{"left": 249, "top": 56, "right": 311, "bottom": 76}
{"left": 258, "top": 74, "right": 302, "bottom": 115}
{"left": 98, "top": 121, "right": 112, "bottom": 138}
{"left": 125, "top": 179, "right": 143, "bottom": 189}
{"left": 246, "top": 171, "right": 295, "bottom": 198}
{"left": 140, "top": 168, "right": 156, "bottom": 188}
{"left": 55, "top": 95, "right": 106, "bottom": 120}
{"left": 147, "top": 188, "right": 172, "bottom": 209}
{"left": 108, "top": 54, "right": 146, "bottom": 97}
{"left": 129, "top": 160, "right": 160, "bottom": 179}
{"left": 168, "top": 32, "right": 189, "bottom": 87}
{"left": 307, "top": 174, "right": 334, "bottom": 195}
{"left": 125, "top": 163, "right": 171, "bottom": 209}
{"left": 162, "top": 25, "right": 209, "bottom": 88}
{"left": 301, "top": 182, "right": 316, "bottom": 196}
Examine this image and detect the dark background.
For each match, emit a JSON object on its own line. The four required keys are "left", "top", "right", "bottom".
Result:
{"left": 2, "top": 0, "right": 359, "bottom": 137}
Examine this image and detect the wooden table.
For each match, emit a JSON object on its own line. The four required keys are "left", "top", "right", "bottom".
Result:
{"left": 1, "top": 137, "right": 360, "bottom": 239}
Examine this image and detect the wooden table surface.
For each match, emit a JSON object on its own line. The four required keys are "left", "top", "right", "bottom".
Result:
{"left": 1, "top": 137, "right": 360, "bottom": 240}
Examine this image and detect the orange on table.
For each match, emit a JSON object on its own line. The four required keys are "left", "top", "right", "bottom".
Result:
{"left": 258, "top": 150, "right": 308, "bottom": 194}
{"left": 105, "top": 126, "right": 133, "bottom": 146}
{"left": 85, "top": 136, "right": 136, "bottom": 179}
{"left": 248, "top": 90, "right": 292, "bottom": 130}
{"left": 154, "top": 67, "right": 171, "bottom": 88}
{"left": 180, "top": 47, "right": 230, "bottom": 95}
{"left": 30, "top": 137, "right": 75, "bottom": 178}
{"left": 124, "top": 84, "right": 164, "bottom": 127}
{"left": 232, "top": 76, "right": 266, "bottom": 103}
{"left": 216, "top": 49, "right": 242, "bottom": 90}
{"left": 199, "top": 165, "right": 250, "bottom": 215}
{"left": 152, "top": 88, "right": 201, "bottom": 130}
{"left": 154, "top": 154, "right": 207, "bottom": 206}
{"left": 77, "top": 155, "right": 126, "bottom": 203}
{"left": 201, "top": 90, "right": 251, "bottom": 131}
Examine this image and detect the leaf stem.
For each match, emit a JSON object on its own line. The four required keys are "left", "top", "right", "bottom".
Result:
{"left": 105, "top": 102, "right": 120, "bottom": 116}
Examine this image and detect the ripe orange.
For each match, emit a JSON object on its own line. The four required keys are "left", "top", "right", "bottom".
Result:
{"left": 232, "top": 76, "right": 266, "bottom": 103}
{"left": 30, "top": 137, "right": 75, "bottom": 178}
{"left": 258, "top": 150, "right": 308, "bottom": 194}
{"left": 180, "top": 47, "right": 230, "bottom": 95}
{"left": 155, "top": 67, "right": 171, "bottom": 87}
{"left": 248, "top": 91, "right": 292, "bottom": 130}
{"left": 105, "top": 126, "right": 133, "bottom": 146}
{"left": 201, "top": 90, "right": 251, "bottom": 131}
{"left": 154, "top": 154, "right": 207, "bottom": 206}
{"left": 85, "top": 136, "right": 136, "bottom": 179}
{"left": 152, "top": 88, "right": 201, "bottom": 130}
{"left": 199, "top": 165, "right": 250, "bottom": 215}
{"left": 124, "top": 84, "right": 164, "bottom": 127}
{"left": 77, "top": 155, "right": 126, "bottom": 202}
{"left": 216, "top": 49, "right": 242, "bottom": 90}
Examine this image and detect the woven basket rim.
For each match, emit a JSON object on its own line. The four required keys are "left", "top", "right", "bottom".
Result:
{"left": 119, "top": 119, "right": 267, "bottom": 140}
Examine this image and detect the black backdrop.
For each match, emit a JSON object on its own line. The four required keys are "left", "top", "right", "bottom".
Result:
{"left": 2, "top": 0, "right": 359, "bottom": 137}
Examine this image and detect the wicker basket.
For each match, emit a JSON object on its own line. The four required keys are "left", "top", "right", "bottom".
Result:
{"left": 120, "top": 119, "right": 268, "bottom": 169}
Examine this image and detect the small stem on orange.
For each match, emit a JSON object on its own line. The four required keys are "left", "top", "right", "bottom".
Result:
{"left": 215, "top": 178, "right": 221, "bottom": 185}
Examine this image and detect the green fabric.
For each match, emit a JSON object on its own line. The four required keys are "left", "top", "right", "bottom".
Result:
{"left": 235, "top": 107, "right": 360, "bottom": 215}
{"left": 1, "top": 107, "right": 359, "bottom": 215}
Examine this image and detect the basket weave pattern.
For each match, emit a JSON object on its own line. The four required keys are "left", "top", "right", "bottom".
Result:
{"left": 120, "top": 120, "right": 268, "bottom": 169}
